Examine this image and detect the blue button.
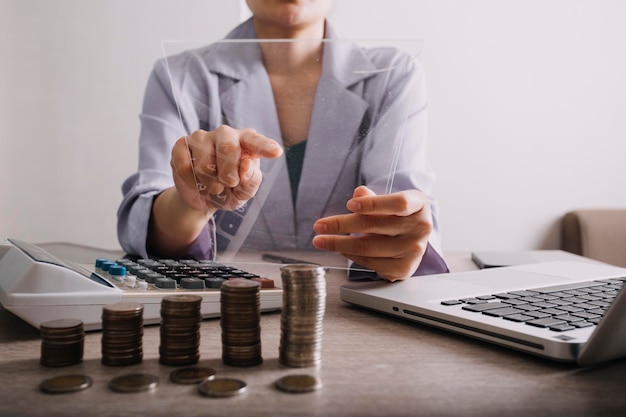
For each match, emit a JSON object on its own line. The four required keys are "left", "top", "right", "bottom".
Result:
{"left": 109, "top": 265, "right": 127, "bottom": 277}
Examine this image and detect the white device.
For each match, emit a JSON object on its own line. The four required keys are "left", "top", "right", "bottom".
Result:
{"left": 341, "top": 261, "right": 626, "bottom": 366}
{"left": 0, "top": 239, "right": 282, "bottom": 331}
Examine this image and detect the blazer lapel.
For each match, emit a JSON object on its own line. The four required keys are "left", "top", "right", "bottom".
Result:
{"left": 204, "top": 19, "right": 380, "bottom": 249}
{"left": 294, "top": 35, "right": 378, "bottom": 246}
{"left": 215, "top": 41, "right": 296, "bottom": 247}
{"left": 294, "top": 76, "right": 369, "bottom": 246}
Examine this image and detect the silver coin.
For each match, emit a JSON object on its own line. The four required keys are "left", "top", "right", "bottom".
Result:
{"left": 197, "top": 377, "right": 247, "bottom": 397}
{"left": 39, "top": 374, "right": 92, "bottom": 394}
{"left": 169, "top": 366, "right": 216, "bottom": 384}
{"left": 108, "top": 373, "right": 159, "bottom": 393}
{"left": 275, "top": 374, "right": 322, "bottom": 393}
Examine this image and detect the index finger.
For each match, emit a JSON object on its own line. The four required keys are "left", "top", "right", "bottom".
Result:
{"left": 348, "top": 190, "right": 426, "bottom": 217}
{"left": 239, "top": 129, "right": 283, "bottom": 159}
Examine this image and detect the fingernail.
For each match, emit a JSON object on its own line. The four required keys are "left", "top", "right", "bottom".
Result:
{"left": 347, "top": 200, "right": 361, "bottom": 212}
{"left": 312, "top": 236, "right": 326, "bottom": 249}
{"left": 267, "top": 143, "right": 283, "bottom": 155}
{"left": 314, "top": 223, "right": 328, "bottom": 233}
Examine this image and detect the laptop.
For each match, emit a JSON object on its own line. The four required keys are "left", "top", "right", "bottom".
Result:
{"left": 340, "top": 260, "right": 626, "bottom": 366}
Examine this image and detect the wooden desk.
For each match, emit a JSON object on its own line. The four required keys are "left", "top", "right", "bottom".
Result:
{"left": 1, "top": 247, "right": 625, "bottom": 417}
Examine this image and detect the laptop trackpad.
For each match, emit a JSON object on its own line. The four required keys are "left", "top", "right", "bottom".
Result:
{"left": 441, "top": 268, "right": 568, "bottom": 295}
{"left": 441, "top": 260, "right": 625, "bottom": 297}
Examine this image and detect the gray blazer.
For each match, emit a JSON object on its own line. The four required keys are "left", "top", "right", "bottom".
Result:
{"left": 117, "top": 19, "right": 446, "bottom": 274}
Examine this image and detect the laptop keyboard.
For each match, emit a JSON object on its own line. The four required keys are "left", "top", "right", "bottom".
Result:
{"left": 441, "top": 277, "right": 625, "bottom": 332}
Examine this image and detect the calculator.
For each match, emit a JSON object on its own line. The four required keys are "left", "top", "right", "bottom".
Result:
{"left": 0, "top": 239, "right": 282, "bottom": 331}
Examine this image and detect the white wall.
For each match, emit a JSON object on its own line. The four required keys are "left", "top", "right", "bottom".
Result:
{"left": 1, "top": 0, "right": 240, "bottom": 249}
{"left": 2, "top": 0, "right": 625, "bottom": 254}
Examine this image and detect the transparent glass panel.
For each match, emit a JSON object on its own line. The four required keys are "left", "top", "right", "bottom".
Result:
{"left": 158, "top": 37, "right": 424, "bottom": 272}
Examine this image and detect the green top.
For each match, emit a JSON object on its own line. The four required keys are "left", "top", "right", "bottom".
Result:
{"left": 284, "top": 141, "right": 307, "bottom": 206}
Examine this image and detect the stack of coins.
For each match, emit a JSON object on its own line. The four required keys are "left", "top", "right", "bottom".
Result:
{"left": 101, "top": 302, "right": 144, "bottom": 366}
{"left": 220, "top": 279, "right": 263, "bottom": 367}
{"left": 159, "top": 294, "right": 202, "bottom": 366}
{"left": 279, "top": 265, "right": 326, "bottom": 368}
{"left": 40, "top": 319, "right": 85, "bottom": 367}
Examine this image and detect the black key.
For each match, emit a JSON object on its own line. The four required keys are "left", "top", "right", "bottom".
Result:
{"left": 459, "top": 298, "right": 484, "bottom": 303}
{"left": 503, "top": 314, "right": 535, "bottom": 322}
{"left": 518, "top": 296, "right": 543, "bottom": 303}
{"left": 572, "top": 302, "right": 600, "bottom": 310}
{"left": 554, "top": 305, "right": 584, "bottom": 313}
{"left": 441, "top": 300, "right": 462, "bottom": 306}
{"left": 589, "top": 301, "right": 612, "bottom": 308}
{"left": 493, "top": 293, "right": 520, "bottom": 299}
{"left": 549, "top": 324, "right": 576, "bottom": 332}
{"left": 550, "top": 299, "right": 574, "bottom": 307}
{"left": 204, "top": 277, "right": 226, "bottom": 289}
{"left": 587, "top": 308, "right": 606, "bottom": 316}
{"left": 180, "top": 277, "right": 206, "bottom": 289}
{"left": 137, "top": 259, "right": 161, "bottom": 267}
{"left": 502, "top": 299, "right": 529, "bottom": 306}
{"left": 516, "top": 304, "right": 542, "bottom": 312}
{"left": 483, "top": 307, "right": 525, "bottom": 317}
{"left": 135, "top": 268, "right": 155, "bottom": 280}
{"left": 173, "top": 265, "right": 195, "bottom": 274}
{"left": 155, "top": 277, "right": 177, "bottom": 289}
{"left": 462, "top": 302, "right": 508, "bottom": 312}
{"left": 144, "top": 272, "right": 165, "bottom": 284}
{"left": 533, "top": 294, "right": 559, "bottom": 301}
{"left": 563, "top": 290, "right": 590, "bottom": 297}
{"left": 160, "top": 259, "right": 184, "bottom": 267}
{"left": 476, "top": 295, "right": 497, "bottom": 300}
{"left": 539, "top": 308, "right": 567, "bottom": 316}
{"left": 153, "top": 266, "right": 172, "bottom": 274}
{"left": 578, "top": 294, "right": 603, "bottom": 302}
{"left": 571, "top": 311, "right": 601, "bottom": 320}
{"left": 529, "top": 301, "right": 557, "bottom": 309}
{"left": 549, "top": 291, "right": 573, "bottom": 298}
{"left": 169, "top": 273, "right": 189, "bottom": 283}
{"left": 179, "top": 259, "right": 201, "bottom": 265}
{"left": 524, "top": 311, "right": 551, "bottom": 319}
{"left": 127, "top": 265, "right": 148, "bottom": 275}
{"left": 553, "top": 314, "right": 584, "bottom": 323}
{"left": 578, "top": 287, "right": 603, "bottom": 294}
{"left": 219, "top": 266, "right": 236, "bottom": 272}
{"left": 573, "top": 322, "right": 594, "bottom": 328}
{"left": 569, "top": 296, "right": 595, "bottom": 304}
{"left": 526, "top": 318, "right": 567, "bottom": 328}
{"left": 508, "top": 290, "right": 539, "bottom": 296}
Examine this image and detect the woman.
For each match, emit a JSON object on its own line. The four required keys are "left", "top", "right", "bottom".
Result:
{"left": 117, "top": 0, "right": 448, "bottom": 281}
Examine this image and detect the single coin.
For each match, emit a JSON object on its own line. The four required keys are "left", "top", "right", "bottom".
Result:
{"left": 197, "top": 377, "right": 247, "bottom": 397}
{"left": 39, "top": 374, "right": 92, "bottom": 394}
{"left": 275, "top": 374, "right": 322, "bottom": 393}
{"left": 108, "top": 373, "right": 159, "bottom": 393}
{"left": 103, "top": 302, "right": 144, "bottom": 314}
{"left": 169, "top": 366, "right": 217, "bottom": 384}
{"left": 40, "top": 319, "right": 84, "bottom": 331}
